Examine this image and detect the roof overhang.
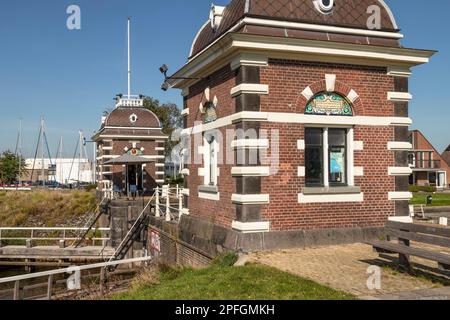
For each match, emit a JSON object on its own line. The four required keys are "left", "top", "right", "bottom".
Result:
{"left": 104, "top": 155, "right": 157, "bottom": 165}
{"left": 170, "top": 28, "right": 436, "bottom": 90}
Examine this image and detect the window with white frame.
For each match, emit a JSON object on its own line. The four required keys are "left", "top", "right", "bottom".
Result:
{"left": 305, "top": 127, "right": 354, "bottom": 188}
{"left": 204, "top": 136, "right": 218, "bottom": 186}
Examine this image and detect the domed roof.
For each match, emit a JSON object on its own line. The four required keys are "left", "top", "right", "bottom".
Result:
{"left": 104, "top": 107, "right": 161, "bottom": 128}
{"left": 190, "top": 0, "right": 399, "bottom": 57}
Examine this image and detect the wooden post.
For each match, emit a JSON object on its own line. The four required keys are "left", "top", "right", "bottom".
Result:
{"left": 155, "top": 187, "right": 160, "bottom": 218}
{"left": 398, "top": 228, "right": 411, "bottom": 272}
{"left": 100, "top": 267, "right": 106, "bottom": 297}
{"left": 13, "top": 281, "right": 20, "bottom": 300}
{"left": 47, "top": 275, "right": 53, "bottom": 300}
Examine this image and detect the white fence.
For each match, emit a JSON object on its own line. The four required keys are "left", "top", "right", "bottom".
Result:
{"left": 0, "top": 256, "right": 152, "bottom": 300}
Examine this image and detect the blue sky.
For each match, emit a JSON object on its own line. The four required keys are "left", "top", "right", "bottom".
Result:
{"left": 0, "top": 0, "right": 448, "bottom": 159}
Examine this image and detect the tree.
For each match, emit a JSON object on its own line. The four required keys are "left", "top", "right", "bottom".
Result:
{"left": 0, "top": 151, "right": 26, "bottom": 184}
{"left": 142, "top": 97, "right": 182, "bottom": 156}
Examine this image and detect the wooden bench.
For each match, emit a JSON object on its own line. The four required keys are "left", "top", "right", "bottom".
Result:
{"left": 366, "top": 221, "right": 450, "bottom": 272}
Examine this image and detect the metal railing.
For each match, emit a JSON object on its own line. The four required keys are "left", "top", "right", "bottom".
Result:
{"left": 154, "top": 185, "right": 188, "bottom": 222}
{"left": 0, "top": 227, "right": 111, "bottom": 246}
{"left": 411, "top": 160, "right": 442, "bottom": 169}
{"left": 0, "top": 256, "right": 152, "bottom": 300}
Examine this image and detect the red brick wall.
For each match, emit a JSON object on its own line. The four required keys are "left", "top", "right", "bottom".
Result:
{"left": 184, "top": 60, "right": 404, "bottom": 231}
{"left": 185, "top": 66, "right": 237, "bottom": 227}
{"left": 258, "top": 60, "right": 397, "bottom": 231}
{"left": 100, "top": 139, "right": 162, "bottom": 192}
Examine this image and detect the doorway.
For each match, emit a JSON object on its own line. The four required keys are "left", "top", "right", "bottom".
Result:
{"left": 126, "top": 164, "right": 143, "bottom": 196}
{"left": 438, "top": 171, "right": 447, "bottom": 189}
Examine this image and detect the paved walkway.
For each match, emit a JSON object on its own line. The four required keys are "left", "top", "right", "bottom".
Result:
{"left": 362, "top": 287, "right": 450, "bottom": 300}
{"left": 247, "top": 243, "right": 450, "bottom": 299}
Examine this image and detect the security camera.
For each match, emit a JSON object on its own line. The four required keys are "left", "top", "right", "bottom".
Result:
{"left": 159, "top": 64, "right": 169, "bottom": 75}
{"left": 161, "top": 81, "right": 170, "bottom": 91}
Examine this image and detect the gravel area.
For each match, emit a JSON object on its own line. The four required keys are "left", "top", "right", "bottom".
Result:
{"left": 247, "top": 243, "right": 449, "bottom": 298}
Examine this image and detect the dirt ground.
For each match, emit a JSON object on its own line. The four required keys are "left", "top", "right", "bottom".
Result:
{"left": 247, "top": 243, "right": 450, "bottom": 298}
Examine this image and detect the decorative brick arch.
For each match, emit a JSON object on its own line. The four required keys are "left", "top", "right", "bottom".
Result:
{"left": 295, "top": 76, "right": 364, "bottom": 116}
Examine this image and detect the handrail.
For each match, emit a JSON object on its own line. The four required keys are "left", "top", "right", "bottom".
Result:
{"left": 0, "top": 228, "right": 110, "bottom": 231}
{"left": 71, "top": 197, "right": 108, "bottom": 246}
{"left": 0, "top": 227, "right": 111, "bottom": 244}
{"left": 0, "top": 256, "right": 152, "bottom": 284}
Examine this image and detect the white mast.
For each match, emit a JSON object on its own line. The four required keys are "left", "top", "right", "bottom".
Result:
{"left": 78, "top": 131, "right": 83, "bottom": 183}
{"left": 127, "top": 17, "right": 131, "bottom": 98}
{"left": 41, "top": 117, "right": 45, "bottom": 187}
{"left": 17, "top": 119, "right": 23, "bottom": 184}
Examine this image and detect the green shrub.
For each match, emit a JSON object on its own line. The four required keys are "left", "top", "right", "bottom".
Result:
{"left": 85, "top": 184, "right": 97, "bottom": 192}
{"left": 409, "top": 185, "right": 437, "bottom": 193}
{"left": 212, "top": 252, "right": 239, "bottom": 267}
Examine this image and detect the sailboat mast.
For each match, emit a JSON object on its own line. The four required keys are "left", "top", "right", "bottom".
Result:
{"left": 41, "top": 117, "right": 45, "bottom": 187}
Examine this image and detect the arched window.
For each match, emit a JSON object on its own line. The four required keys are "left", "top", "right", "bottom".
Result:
{"left": 305, "top": 92, "right": 353, "bottom": 117}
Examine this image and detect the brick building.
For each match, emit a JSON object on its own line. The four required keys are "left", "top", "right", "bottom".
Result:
{"left": 443, "top": 146, "right": 450, "bottom": 169}
{"left": 408, "top": 130, "right": 450, "bottom": 189}
{"left": 93, "top": 96, "right": 168, "bottom": 196}
{"left": 165, "top": 0, "right": 435, "bottom": 252}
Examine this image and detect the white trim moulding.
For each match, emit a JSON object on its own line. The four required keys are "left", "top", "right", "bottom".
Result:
{"left": 230, "top": 53, "right": 268, "bottom": 70}
{"left": 181, "top": 112, "right": 413, "bottom": 136}
{"left": 298, "top": 167, "right": 306, "bottom": 177}
{"left": 298, "top": 193, "right": 364, "bottom": 204}
{"left": 354, "top": 141, "right": 364, "bottom": 151}
{"left": 388, "top": 167, "right": 413, "bottom": 176}
{"left": 354, "top": 167, "right": 364, "bottom": 176}
{"left": 199, "top": 191, "right": 220, "bottom": 201}
{"left": 231, "top": 139, "right": 269, "bottom": 149}
{"left": 231, "top": 221, "right": 270, "bottom": 233}
{"left": 232, "top": 194, "right": 270, "bottom": 205}
{"left": 231, "top": 84, "right": 269, "bottom": 98}
{"left": 231, "top": 167, "right": 270, "bottom": 177}
{"left": 297, "top": 140, "right": 305, "bottom": 150}
{"left": 388, "top": 192, "right": 413, "bottom": 201}
{"left": 388, "top": 142, "right": 413, "bottom": 151}
{"left": 387, "top": 92, "right": 413, "bottom": 102}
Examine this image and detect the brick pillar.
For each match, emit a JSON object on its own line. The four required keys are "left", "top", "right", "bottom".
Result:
{"left": 233, "top": 65, "right": 264, "bottom": 224}
{"left": 393, "top": 76, "right": 410, "bottom": 217}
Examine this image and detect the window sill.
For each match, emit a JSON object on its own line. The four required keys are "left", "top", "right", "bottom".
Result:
{"left": 198, "top": 185, "right": 219, "bottom": 194}
{"left": 303, "top": 186, "right": 361, "bottom": 195}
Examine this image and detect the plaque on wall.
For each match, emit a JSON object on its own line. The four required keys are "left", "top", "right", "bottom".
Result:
{"left": 306, "top": 92, "right": 353, "bottom": 116}
{"left": 204, "top": 102, "right": 218, "bottom": 124}
{"left": 127, "top": 148, "right": 143, "bottom": 156}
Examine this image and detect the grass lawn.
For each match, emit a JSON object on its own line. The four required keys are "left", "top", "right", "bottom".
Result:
{"left": 410, "top": 193, "right": 450, "bottom": 207}
{"left": 0, "top": 189, "right": 96, "bottom": 227}
{"left": 113, "top": 256, "right": 355, "bottom": 300}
